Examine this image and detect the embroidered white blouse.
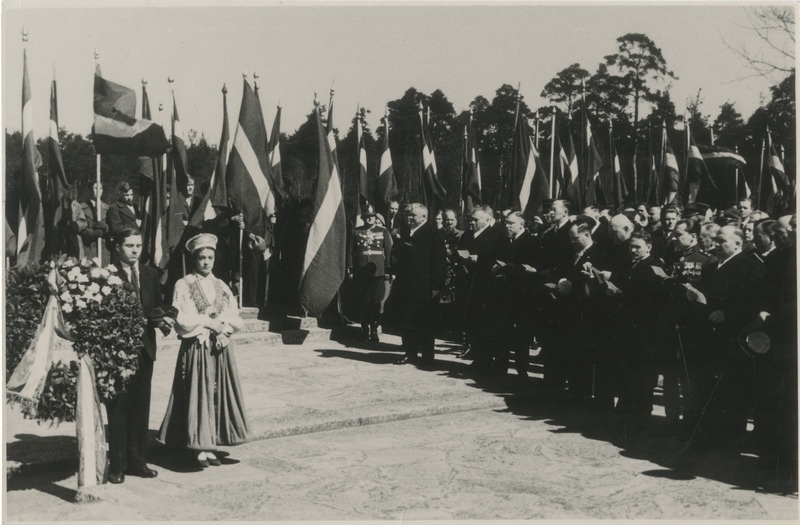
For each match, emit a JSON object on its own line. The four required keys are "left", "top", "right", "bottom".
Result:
{"left": 172, "top": 273, "right": 243, "bottom": 344}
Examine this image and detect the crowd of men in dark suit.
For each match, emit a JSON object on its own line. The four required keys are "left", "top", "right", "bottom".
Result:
{"left": 45, "top": 179, "right": 797, "bottom": 477}
{"left": 375, "top": 197, "right": 796, "bottom": 478}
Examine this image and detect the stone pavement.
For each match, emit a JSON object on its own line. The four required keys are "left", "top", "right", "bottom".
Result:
{"left": 5, "top": 327, "right": 799, "bottom": 521}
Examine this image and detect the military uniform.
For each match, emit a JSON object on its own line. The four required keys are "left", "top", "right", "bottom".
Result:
{"left": 664, "top": 245, "right": 717, "bottom": 427}
{"left": 350, "top": 220, "right": 393, "bottom": 341}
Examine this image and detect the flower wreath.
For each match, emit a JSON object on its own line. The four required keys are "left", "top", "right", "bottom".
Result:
{"left": 6, "top": 257, "right": 145, "bottom": 423}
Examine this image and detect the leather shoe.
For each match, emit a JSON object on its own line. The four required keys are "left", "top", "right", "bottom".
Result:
{"left": 207, "top": 455, "right": 221, "bottom": 466}
{"left": 108, "top": 472, "right": 125, "bottom": 484}
{"left": 126, "top": 466, "right": 158, "bottom": 478}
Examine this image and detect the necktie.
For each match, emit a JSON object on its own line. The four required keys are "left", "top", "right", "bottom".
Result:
{"left": 131, "top": 266, "right": 140, "bottom": 297}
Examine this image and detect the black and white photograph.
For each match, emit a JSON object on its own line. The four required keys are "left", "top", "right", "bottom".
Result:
{"left": 2, "top": 0, "right": 798, "bottom": 521}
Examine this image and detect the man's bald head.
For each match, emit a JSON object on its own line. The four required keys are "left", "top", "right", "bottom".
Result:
{"left": 608, "top": 214, "right": 634, "bottom": 244}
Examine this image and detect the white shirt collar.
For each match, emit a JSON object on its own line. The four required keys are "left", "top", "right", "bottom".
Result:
{"left": 717, "top": 251, "right": 741, "bottom": 268}
{"left": 473, "top": 224, "right": 490, "bottom": 238}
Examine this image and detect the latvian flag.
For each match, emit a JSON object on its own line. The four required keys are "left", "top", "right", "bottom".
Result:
{"left": 610, "top": 128, "right": 627, "bottom": 207}
{"left": 190, "top": 85, "right": 230, "bottom": 229}
{"left": 357, "top": 111, "right": 369, "bottom": 212}
{"left": 377, "top": 108, "right": 398, "bottom": 215}
{"left": 511, "top": 115, "right": 549, "bottom": 216}
{"left": 92, "top": 66, "right": 169, "bottom": 157}
{"left": 299, "top": 106, "right": 347, "bottom": 317}
{"left": 43, "top": 73, "right": 71, "bottom": 260}
{"left": 686, "top": 130, "right": 718, "bottom": 205}
{"left": 660, "top": 122, "right": 680, "bottom": 204}
{"left": 268, "top": 106, "right": 288, "bottom": 203}
{"left": 562, "top": 126, "right": 580, "bottom": 205}
{"left": 17, "top": 49, "right": 44, "bottom": 265}
{"left": 767, "top": 131, "right": 790, "bottom": 193}
{"left": 226, "top": 79, "right": 274, "bottom": 238}
{"left": 419, "top": 104, "right": 446, "bottom": 218}
{"left": 463, "top": 109, "right": 482, "bottom": 211}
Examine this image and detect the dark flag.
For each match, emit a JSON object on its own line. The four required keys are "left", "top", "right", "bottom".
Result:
{"left": 16, "top": 49, "right": 44, "bottom": 265}
{"left": 299, "top": 105, "right": 347, "bottom": 317}
{"left": 92, "top": 65, "right": 169, "bottom": 157}
{"left": 698, "top": 144, "right": 747, "bottom": 208}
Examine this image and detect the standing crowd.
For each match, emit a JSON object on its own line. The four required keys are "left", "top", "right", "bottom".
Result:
{"left": 356, "top": 197, "right": 797, "bottom": 479}
{"left": 33, "top": 177, "right": 797, "bottom": 483}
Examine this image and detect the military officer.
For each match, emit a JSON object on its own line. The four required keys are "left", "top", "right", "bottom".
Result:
{"left": 349, "top": 204, "right": 393, "bottom": 342}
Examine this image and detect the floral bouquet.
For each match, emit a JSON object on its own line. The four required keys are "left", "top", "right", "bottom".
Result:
{"left": 6, "top": 256, "right": 145, "bottom": 423}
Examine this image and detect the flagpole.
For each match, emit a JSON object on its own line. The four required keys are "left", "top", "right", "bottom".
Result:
{"left": 609, "top": 119, "right": 615, "bottom": 207}
{"left": 684, "top": 107, "right": 690, "bottom": 203}
{"left": 168, "top": 75, "right": 187, "bottom": 278}
{"left": 94, "top": 48, "right": 103, "bottom": 263}
{"left": 549, "top": 108, "right": 556, "bottom": 199}
{"left": 757, "top": 136, "right": 765, "bottom": 210}
{"left": 533, "top": 113, "right": 540, "bottom": 151}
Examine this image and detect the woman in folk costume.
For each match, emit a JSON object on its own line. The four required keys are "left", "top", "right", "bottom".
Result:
{"left": 158, "top": 233, "right": 249, "bottom": 468}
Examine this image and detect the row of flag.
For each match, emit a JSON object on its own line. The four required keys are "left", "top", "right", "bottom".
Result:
{"left": 11, "top": 45, "right": 793, "bottom": 316}
{"left": 506, "top": 91, "right": 792, "bottom": 217}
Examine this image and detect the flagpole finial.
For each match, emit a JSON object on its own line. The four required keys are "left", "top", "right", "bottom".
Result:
{"left": 242, "top": 72, "right": 248, "bottom": 82}
{"left": 277, "top": 100, "right": 281, "bottom": 110}
{"left": 222, "top": 83, "right": 227, "bottom": 95}
{"left": 142, "top": 78, "right": 147, "bottom": 87}
{"left": 168, "top": 76, "right": 174, "bottom": 87}
{"left": 313, "top": 93, "right": 319, "bottom": 108}
{"left": 253, "top": 72, "right": 259, "bottom": 90}
{"left": 22, "top": 26, "right": 28, "bottom": 43}
{"left": 158, "top": 103, "right": 163, "bottom": 112}
{"left": 94, "top": 47, "right": 99, "bottom": 61}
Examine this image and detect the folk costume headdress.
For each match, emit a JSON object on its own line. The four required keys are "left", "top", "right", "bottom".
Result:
{"left": 185, "top": 233, "right": 218, "bottom": 254}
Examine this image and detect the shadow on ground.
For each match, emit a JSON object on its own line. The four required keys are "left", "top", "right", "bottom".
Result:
{"left": 318, "top": 333, "right": 798, "bottom": 497}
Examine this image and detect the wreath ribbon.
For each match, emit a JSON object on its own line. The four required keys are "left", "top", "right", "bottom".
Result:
{"left": 6, "top": 269, "right": 108, "bottom": 494}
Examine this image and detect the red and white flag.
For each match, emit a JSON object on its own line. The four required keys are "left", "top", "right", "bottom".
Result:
{"left": 299, "top": 106, "right": 347, "bottom": 317}
{"left": 377, "top": 108, "right": 398, "bottom": 214}
{"left": 226, "top": 79, "right": 274, "bottom": 237}
{"left": 16, "top": 49, "right": 44, "bottom": 265}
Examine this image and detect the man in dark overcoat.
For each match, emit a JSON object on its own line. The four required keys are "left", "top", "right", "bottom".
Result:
{"left": 392, "top": 203, "right": 446, "bottom": 368}
{"left": 107, "top": 226, "right": 171, "bottom": 484}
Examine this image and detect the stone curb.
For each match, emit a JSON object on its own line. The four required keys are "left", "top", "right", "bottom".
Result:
{"left": 6, "top": 396, "right": 505, "bottom": 480}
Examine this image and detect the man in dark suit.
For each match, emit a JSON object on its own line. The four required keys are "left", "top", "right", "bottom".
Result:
{"left": 606, "top": 230, "right": 668, "bottom": 424}
{"left": 491, "top": 211, "right": 542, "bottom": 378}
{"left": 456, "top": 205, "right": 504, "bottom": 373}
{"left": 688, "top": 224, "right": 766, "bottom": 451}
{"left": 81, "top": 183, "right": 110, "bottom": 265}
{"left": 538, "top": 199, "right": 575, "bottom": 390}
{"left": 392, "top": 203, "right": 446, "bottom": 368}
{"left": 557, "top": 218, "right": 609, "bottom": 403}
{"left": 107, "top": 226, "right": 171, "bottom": 484}
{"left": 106, "top": 182, "right": 143, "bottom": 236}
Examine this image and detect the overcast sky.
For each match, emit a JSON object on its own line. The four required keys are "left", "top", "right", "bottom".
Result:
{"left": 2, "top": 2, "right": 789, "bottom": 146}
